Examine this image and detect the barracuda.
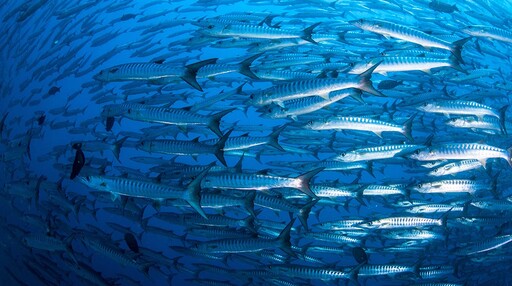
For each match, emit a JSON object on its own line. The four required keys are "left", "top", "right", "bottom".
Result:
{"left": 305, "top": 115, "right": 415, "bottom": 141}
{"left": 409, "top": 143, "right": 512, "bottom": 168}
{"left": 249, "top": 63, "right": 384, "bottom": 107}
{"left": 103, "top": 103, "right": 234, "bottom": 137}
{"left": 260, "top": 89, "right": 360, "bottom": 120}
{"left": 358, "top": 263, "right": 420, "bottom": 277}
{"left": 200, "top": 21, "right": 322, "bottom": 44}
{"left": 349, "top": 56, "right": 466, "bottom": 75}
{"left": 350, "top": 19, "right": 470, "bottom": 63}
{"left": 428, "top": 159, "right": 483, "bottom": 176}
{"left": 382, "top": 229, "right": 444, "bottom": 240}
{"left": 334, "top": 144, "right": 423, "bottom": 162}
{"left": 136, "top": 130, "right": 232, "bottom": 166}
{"left": 417, "top": 100, "right": 501, "bottom": 120}
{"left": 78, "top": 168, "right": 210, "bottom": 219}
{"left": 94, "top": 58, "right": 218, "bottom": 91}
{"left": 255, "top": 193, "right": 317, "bottom": 230}
{"left": 463, "top": 25, "right": 512, "bottom": 43}
{"left": 269, "top": 263, "right": 359, "bottom": 282}
{"left": 202, "top": 124, "right": 286, "bottom": 152}
{"left": 454, "top": 234, "right": 512, "bottom": 255}
{"left": 200, "top": 167, "right": 323, "bottom": 198}
{"left": 358, "top": 215, "right": 447, "bottom": 229}
{"left": 193, "top": 218, "right": 296, "bottom": 256}
{"left": 412, "top": 179, "right": 489, "bottom": 195}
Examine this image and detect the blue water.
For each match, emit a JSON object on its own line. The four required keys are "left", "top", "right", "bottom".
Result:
{"left": 1, "top": 0, "right": 512, "bottom": 285}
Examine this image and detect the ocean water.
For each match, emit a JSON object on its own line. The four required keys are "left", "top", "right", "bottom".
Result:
{"left": 1, "top": 0, "right": 512, "bottom": 285}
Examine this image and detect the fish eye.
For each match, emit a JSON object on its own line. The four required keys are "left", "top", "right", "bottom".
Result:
{"left": 98, "top": 71, "right": 103, "bottom": 75}
{"left": 341, "top": 152, "right": 346, "bottom": 157}
{"left": 249, "top": 94, "right": 254, "bottom": 99}
{"left": 86, "top": 176, "right": 91, "bottom": 181}
{"left": 414, "top": 150, "right": 420, "bottom": 154}
{"left": 417, "top": 184, "right": 422, "bottom": 188}
{"left": 127, "top": 108, "right": 131, "bottom": 114}
{"left": 207, "top": 25, "right": 214, "bottom": 29}
{"left": 140, "top": 141, "right": 144, "bottom": 146}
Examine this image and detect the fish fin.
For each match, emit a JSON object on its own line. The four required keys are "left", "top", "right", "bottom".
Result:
{"left": 318, "top": 92, "right": 331, "bottom": 100}
{"left": 290, "top": 115, "right": 298, "bottom": 121}
{"left": 507, "top": 146, "right": 512, "bottom": 167}
{"left": 110, "top": 193, "right": 121, "bottom": 201}
{"left": 183, "top": 166, "right": 211, "bottom": 219}
{"left": 499, "top": 105, "right": 508, "bottom": 135}
{"left": 450, "top": 37, "right": 472, "bottom": 64}
{"left": 276, "top": 101, "right": 285, "bottom": 108}
{"left": 233, "top": 153, "right": 244, "bottom": 173}
{"left": 349, "top": 90, "right": 365, "bottom": 104}
{"left": 301, "top": 22, "right": 321, "bottom": 44}
{"left": 243, "top": 191, "right": 256, "bottom": 217}
{"left": 477, "top": 158, "right": 487, "bottom": 169}
{"left": 297, "top": 199, "right": 318, "bottom": 231}
{"left": 354, "top": 185, "right": 367, "bottom": 206}
{"left": 277, "top": 218, "right": 296, "bottom": 258}
{"left": 421, "top": 69, "right": 431, "bottom": 74}
{"left": 372, "top": 131, "right": 383, "bottom": 138}
{"left": 238, "top": 53, "right": 262, "bottom": 79}
{"left": 295, "top": 167, "right": 323, "bottom": 198}
{"left": 267, "top": 124, "right": 287, "bottom": 152}
{"left": 357, "top": 61, "right": 385, "bottom": 97}
{"left": 182, "top": 58, "right": 218, "bottom": 91}
{"left": 214, "top": 129, "right": 233, "bottom": 167}
{"left": 112, "top": 136, "right": 128, "bottom": 162}
{"left": 401, "top": 113, "right": 416, "bottom": 142}
{"left": 448, "top": 55, "right": 468, "bottom": 74}
{"left": 208, "top": 108, "right": 236, "bottom": 137}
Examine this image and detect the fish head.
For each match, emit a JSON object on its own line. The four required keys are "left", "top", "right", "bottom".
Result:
{"left": 136, "top": 140, "right": 151, "bottom": 152}
{"left": 336, "top": 151, "right": 358, "bottom": 162}
{"left": 462, "top": 25, "right": 488, "bottom": 37}
{"left": 411, "top": 182, "right": 430, "bottom": 192}
{"left": 349, "top": 19, "right": 382, "bottom": 32}
{"left": 77, "top": 176, "right": 107, "bottom": 190}
{"left": 444, "top": 117, "right": 469, "bottom": 128}
{"left": 417, "top": 102, "right": 436, "bottom": 112}
{"left": 409, "top": 148, "right": 433, "bottom": 161}
{"left": 257, "top": 103, "right": 283, "bottom": 118}
{"left": 246, "top": 93, "right": 265, "bottom": 106}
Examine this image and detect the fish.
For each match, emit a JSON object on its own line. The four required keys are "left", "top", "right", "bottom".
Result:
{"left": 94, "top": 58, "right": 218, "bottom": 91}
{"left": 350, "top": 19, "right": 470, "bottom": 63}
{"left": 70, "top": 143, "right": 85, "bottom": 180}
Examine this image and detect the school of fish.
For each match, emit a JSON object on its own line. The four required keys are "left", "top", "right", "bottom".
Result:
{"left": 1, "top": 0, "right": 512, "bottom": 285}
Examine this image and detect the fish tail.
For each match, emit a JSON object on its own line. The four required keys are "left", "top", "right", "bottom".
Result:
{"left": 440, "top": 207, "right": 452, "bottom": 228}
{"left": 297, "top": 199, "right": 318, "bottom": 231}
{"left": 277, "top": 218, "right": 296, "bottom": 257}
{"left": 214, "top": 129, "right": 233, "bottom": 167}
{"left": 243, "top": 191, "right": 256, "bottom": 217}
{"left": 499, "top": 105, "right": 508, "bottom": 135}
{"left": 267, "top": 124, "right": 287, "bottom": 152}
{"left": 348, "top": 263, "right": 364, "bottom": 286}
{"left": 450, "top": 37, "right": 471, "bottom": 64}
{"left": 365, "top": 161, "right": 375, "bottom": 178}
{"left": 140, "top": 262, "right": 153, "bottom": 279}
{"left": 448, "top": 55, "right": 468, "bottom": 74}
{"left": 354, "top": 185, "right": 367, "bottom": 206}
{"left": 238, "top": 53, "right": 261, "bottom": 79}
{"left": 508, "top": 146, "right": 512, "bottom": 167}
{"left": 181, "top": 58, "right": 218, "bottom": 91}
{"left": 358, "top": 61, "right": 385, "bottom": 97}
{"left": 183, "top": 166, "right": 211, "bottom": 219}
{"left": 112, "top": 136, "right": 128, "bottom": 162}
{"left": 208, "top": 108, "right": 235, "bottom": 137}
{"left": 295, "top": 167, "right": 324, "bottom": 198}
{"left": 301, "top": 22, "right": 321, "bottom": 44}
{"left": 401, "top": 113, "right": 416, "bottom": 142}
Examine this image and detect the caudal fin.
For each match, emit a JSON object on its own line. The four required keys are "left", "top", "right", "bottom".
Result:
{"left": 243, "top": 191, "right": 256, "bottom": 217}
{"left": 112, "top": 136, "right": 128, "bottom": 162}
{"left": 182, "top": 58, "right": 218, "bottom": 91}
{"left": 499, "top": 105, "right": 508, "bottom": 135}
{"left": 238, "top": 53, "right": 262, "bottom": 79}
{"left": 214, "top": 129, "right": 233, "bottom": 167}
{"left": 267, "top": 124, "right": 287, "bottom": 152}
{"left": 297, "top": 199, "right": 318, "bottom": 231}
{"left": 358, "top": 61, "right": 385, "bottom": 97}
{"left": 301, "top": 22, "right": 321, "bottom": 44}
{"left": 448, "top": 55, "right": 468, "bottom": 74}
{"left": 208, "top": 108, "right": 236, "bottom": 137}
{"left": 183, "top": 166, "right": 211, "bottom": 219}
{"left": 295, "top": 167, "right": 324, "bottom": 198}
{"left": 450, "top": 37, "right": 471, "bottom": 64}
{"left": 401, "top": 113, "right": 416, "bottom": 142}
{"left": 277, "top": 218, "right": 296, "bottom": 257}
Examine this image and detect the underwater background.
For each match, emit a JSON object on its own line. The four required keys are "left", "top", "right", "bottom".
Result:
{"left": 1, "top": 0, "right": 512, "bottom": 285}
